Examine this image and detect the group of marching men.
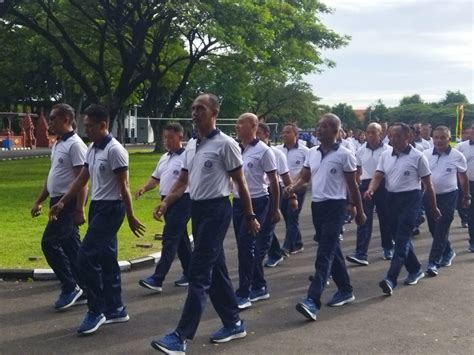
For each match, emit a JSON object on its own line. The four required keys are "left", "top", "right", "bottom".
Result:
{"left": 32, "top": 94, "right": 473, "bottom": 354}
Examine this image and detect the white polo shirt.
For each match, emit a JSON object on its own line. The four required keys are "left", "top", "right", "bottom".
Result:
{"left": 85, "top": 135, "right": 128, "bottom": 201}
{"left": 151, "top": 148, "right": 188, "bottom": 196}
{"left": 382, "top": 135, "right": 390, "bottom": 145}
{"left": 47, "top": 132, "right": 87, "bottom": 198}
{"left": 423, "top": 137, "right": 434, "bottom": 148}
{"left": 424, "top": 147, "right": 467, "bottom": 194}
{"left": 276, "top": 142, "right": 309, "bottom": 179}
{"left": 356, "top": 141, "right": 392, "bottom": 180}
{"left": 233, "top": 139, "right": 276, "bottom": 199}
{"left": 376, "top": 145, "right": 431, "bottom": 193}
{"left": 182, "top": 129, "right": 242, "bottom": 201}
{"left": 304, "top": 143, "right": 357, "bottom": 202}
{"left": 412, "top": 142, "right": 425, "bottom": 152}
{"left": 271, "top": 145, "right": 289, "bottom": 177}
{"left": 455, "top": 140, "right": 474, "bottom": 181}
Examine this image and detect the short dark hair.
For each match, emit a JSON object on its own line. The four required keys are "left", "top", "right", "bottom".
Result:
{"left": 283, "top": 122, "right": 299, "bottom": 135}
{"left": 164, "top": 122, "right": 184, "bottom": 135}
{"left": 84, "top": 104, "right": 109, "bottom": 124}
{"left": 51, "top": 103, "right": 75, "bottom": 122}
{"left": 258, "top": 122, "right": 270, "bottom": 135}
{"left": 197, "top": 93, "right": 220, "bottom": 112}
{"left": 392, "top": 122, "right": 410, "bottom": 136}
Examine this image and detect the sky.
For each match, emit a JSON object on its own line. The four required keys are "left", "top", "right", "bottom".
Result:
{"left": 306, "top": 0, "right": 473, "bottom": 109}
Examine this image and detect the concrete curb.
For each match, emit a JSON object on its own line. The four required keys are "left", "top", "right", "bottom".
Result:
{"left": 0, "top": 251, "right": 162, "bottom": 281}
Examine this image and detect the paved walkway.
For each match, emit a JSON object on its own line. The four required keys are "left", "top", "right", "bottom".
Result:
{"left": 1, "top": 197, "right": 473, "bottom": 354}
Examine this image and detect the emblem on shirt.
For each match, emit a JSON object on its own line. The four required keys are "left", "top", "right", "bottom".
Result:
{"left": 330, "top": 168, "right": 337, "bottom": 174}
{"left": 446, "top": 167, "right": 452, "bottom": 172}
{"left": 247, "top": 162, "right": 254, "bottom": 168}
{"left": 58, "top": 157, "right": 64, "bottom": 164}
{"left": 99, "top": 163, "right": 106, "bottom": 171}
{"left": 404, "top": 171, "right": 410, "bottom": 176}
{"left": 296, "top": 160, "right": 301, "bottom": 165}
{"left": 173, "top": 169, "right": 179, "bottom": 175}
{"left": 204, "top": 160, "right": 213, "bottom": 168}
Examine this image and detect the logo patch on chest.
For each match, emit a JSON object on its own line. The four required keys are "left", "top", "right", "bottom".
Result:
{"left": 330, "top": 168, "right": 337, "bottom": 174}
{"left": 404, "top": 171, "right": 410, "bottom": 176}
{"left": 99, "top": 163, "right": 106, "bottom": 171}
{"left": 204, "top": 160, "right": 213, "bottom": 168}
{"left": 446, "top": 167, "right": 452, "bottom": 172}
{"left": 58, "top": 157, "right": 64, "bottom": 164}
{"left": 295, "top": 160, "right": 301, "bottom": 165}
{"left": 247, "top": 162, "right": 254, "bottom": 168}
{"left": 173, "top": 169, "right": 179, "bottom": 175}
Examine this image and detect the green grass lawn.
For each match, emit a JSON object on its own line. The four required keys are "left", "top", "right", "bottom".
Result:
{"left": 0, "top": 152, "right": 167, "bottom": 269}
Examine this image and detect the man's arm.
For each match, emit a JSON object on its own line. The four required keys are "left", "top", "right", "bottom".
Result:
{"left": 280, "top": 172, "right": 298, "bottom": 210}
{"left": 31, "top": 180, "right": 49, "bottom": 218}
{"left": 73, "top": 166, "right": 88, "bottom": 226}
{"left": 286, "top": 167, "right": 311, "bottom": 194}
{"left": 153, "top": 170, "right": 188, "bottom": 220}
{"left": 229, "top": 167, "right": 260, "bottom": 236}
{"left": 356, "top": 166, "right": 362, "bottom": 185}
{"left": 136, "top": 177, "right": 160, "bottom": 199}
{"left": 49, "top": 167, "right": 90, "bottom": 220}
{"left": 345, "top": 171, "right": 366, "bottom": 226}
{"left": 116, "top": 169, "right": 146, "bottom": 237}
{"left": 364, "top": 171, "right": 384, "bottom": 200}
{"left": 266, "top": 170, "right": 281, "bottom": 224}
{"left": 421, "top": 175, "right": 441, "bottom": 220}
{"left": 458, "top": 171, "right": 471, "bottom": 208}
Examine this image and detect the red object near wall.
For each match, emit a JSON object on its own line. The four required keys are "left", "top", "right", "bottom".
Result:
{"left": 35, "top": 110, "right": 50, "bottom": 147}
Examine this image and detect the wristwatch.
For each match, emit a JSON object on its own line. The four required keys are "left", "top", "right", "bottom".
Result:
{"left": 246, "top": 213, "right": 257, "bottom": 221}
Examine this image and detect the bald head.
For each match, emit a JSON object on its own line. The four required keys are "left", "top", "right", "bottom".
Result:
{"left": 367, "top": 122, "right": 382, "bottom": 132}
{"left": 365, "top": 122, "right": 383, "bottom": 146}
{"left": 236, "top": 112, "right": 259, "bottom": 142}
{"left": 238, "top": 113, "right": 258, "bottom": 127}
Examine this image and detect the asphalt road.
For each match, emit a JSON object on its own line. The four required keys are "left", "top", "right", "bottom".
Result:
{"left": 1, "top": 196, "right": 473, "bottom": 354}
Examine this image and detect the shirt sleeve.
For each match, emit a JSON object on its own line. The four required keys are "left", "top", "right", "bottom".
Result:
{"left": 343, "top": 150, "right": 357, "bottom": 173}
{"left": 356, "top": 149, "right": 362, "bottom": 167}
{"left": 276, "top": 149, "right": 289, "bottom": 175}
{"left": 456, "top": 151, "right": 468, "bottom": 173}
{"left": 417, "top": 154, "right": 431, "bottom": 178}
{"left": 69, "top": 142, "right": 87, "bottom": 167}
{"left": 84, "top": 146, "right": 92, "bottom": 168}
{"left": 303, "top": 148, "right": 313, "bottom": 169}
{"left": 151, "top": 156, "right": 165, "bottom": 180}
{"left": 222, "top": 138, "right": 243, "bottom": 172}
{"left": 375, "top": 151, "right": 386, "bottom": 173}
{"left": 262, "top": 147, "right": 277, "bottom": 173}
{"left": 109, "top": 145, "right": 129, "bottom": 174}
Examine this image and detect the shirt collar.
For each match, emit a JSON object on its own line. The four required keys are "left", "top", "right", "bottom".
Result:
{"left": 167, "top": 147, "right": 185, "bottom": 156}
{"left": 317, "top": 142, "right": 340, "bottom": 158}
{"left": 58, "top": 131, "right": 75, "bottom": 142}
{"left": 392, "top": 144, "right": 411, "bottom": 156}
{"left": 366, "top": 140, "right": 384, "bottom": 151}
{"left": 239, "top": 138, "right": 259, "bottom": 153}
{"left": 432, "top": 146, "right": 451, "bottom": 156}
{"left": 94, "top": 134, "right": 113, "bottom": 150}
{"left": 196, "top": 129, "right": 220, "bottom": 144}
{"left": 283, "top": 141, "right": 298, "bottom": 150}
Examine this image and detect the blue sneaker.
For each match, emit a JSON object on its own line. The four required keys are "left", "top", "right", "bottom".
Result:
{"left": 236, "top": 296, "right": 252, "bottom": 310}
{"left": 77, "top": 311, "right": 106, "bottom": 335}
{"left": 54, "top": 285, "right": 83, "bottom": 310}
{"left": 383, "top": 248, "right": 394, "bottom": 260}
{"left": 296, "top": 297, "right": 318, "bottom": 321}
{"left": 249, "top": 287, "right": 270, "bottom": 302}
{"left": 426, "top": 263, "right": 438, "bottom": 277}
{"left": 151, "top": 331, "right": 186, "bottom": 354}
{"left": 379, "top": 279, "right": 394, "bottom": 296}
{"left": 139, "top": 277, "right": 163, "bottom": 292}
{"left": 174, "top": 275, "right": 189, "bottom": 287}
{"left": 469, "top": 244, "right": 474, "bottom": 253}
{"left": 346, "top": 254, "right": 369, "bottom": 266}
{"left": 264, "top": 256, "right": 284, "bottom": 268}
{"left": 210, "top": 320, "right": 247, "bottom": 343}
{"left": 440, "top": 251, "right": 456, "bottom": 267}
{"left": 104, "top": 306, "right": 130, "bottom": 324}
{"left": 327, "top": 290, "right": 355, "bottom": 307}
{"left": 404, "top": 270, "right": 425, "bottom": 285}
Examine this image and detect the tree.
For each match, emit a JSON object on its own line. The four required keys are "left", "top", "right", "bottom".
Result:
{"left": 364, "top": 99, "right": 388, "bottom": 122}
{"left": 400, "top": 94, "right": 423, "bottom": 106}
{"left": 441, "top": 90, "right": 469, "bottom": 105}
{"left": 331, "top": 103, "right": 358, "bottom": 129}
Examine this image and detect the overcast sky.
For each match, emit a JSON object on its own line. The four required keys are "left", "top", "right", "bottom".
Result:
{"left": 306, "top": 0, "right": 473, "bottom": 108}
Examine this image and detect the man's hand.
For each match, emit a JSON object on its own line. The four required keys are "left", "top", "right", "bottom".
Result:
{"left": 363, "top": 189, "right": 374, "bottom": 201}
{"left": 49, "top": 201, "right": 64, "bottom": 221}
{"left": 346, "top": 204, "right": 356, "bottom": 219}
{"left": 74, "top": 210, "right": 86, "bottom": 226}
{"left": 355, "top": 211, "right": 367, "bottom": 226}
{"left": 270, "top": 209, "right": 282, "bottom": 224}
{"left": 153, "top": 201, "right": 168, "bottom": 221}
{"left": 31, "top": 202, "right": 42, "bottom": 218}
{"left": 463, "top": 196, "right": 471, "bottom": 209}
{"left": 247, "top": 218, "right": 260, "bottom": 236}
{"left": 289, "top": 197, "right": 298, "bottom": 211}
{"left": 128, "top": 215, "right": 146, "bottom": 238}
{"left": 135, "top": 187, "right": 146, "bottom": 199}
{"left": 431, "top": 207, "right": 442, "bottom": 222}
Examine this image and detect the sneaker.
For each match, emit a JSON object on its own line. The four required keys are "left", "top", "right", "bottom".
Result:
{"left": 327, "top": 291, "right": 355, "bottom": 307}
{"left": 383, "top": 248, "right": 394, "bottom": 260}
{"left": 281, "top": 249, "right": 290, "bottom": 258}
{"left": 104, "top": 306, "right": 130, "bottom": 324}
{"left": 77, "top": 311, "right": 106, "bottom": 335}
{"left": 379, "top": 279, "right": 394, "bottom": 296}
{"left": 290, "top": 246, "right": 304, "bottom": 254}
{"left": 296, "top": 297, "right": 318, "bottom": 321}
{"left": 236, "top": 296, "right": 252, "bottom": 310}
{"left": 404, "top": 270, "right": 425, "bottom": 285}
{"left": 174, "top": 275, "right": 189, "bottom": 287}
{"left": 139, "top": 277, "right": 163, "bottom": 292}
{"left": 461, "top": 222, "right": 468, "bottom": 228}
{"left": 74, "top": 294, "right": 88, "bottom": 306}
{"left": 412, "top": 228, "right": 420, "bottom": 236}
{"left": 54, "top": 285, "right": 83, "bottom": 310}
{"left": 426, "top": 263, "right": 438, "bottom": 277}
{"left": 469, "top": 244, "right": 474, "bottom": 253}
{"left": 151, "top": 331, "right": 186, "bottom": 354}
{"left": 264, "top": 256, "right": 284, "bottom": 268}
{"left": 345, "top": 254, "right": 369, "bottom": 266}
{"left": 249, "top": 287, "right": 270, "bottom": 302}
{"left": 440, "top": 251, "right": 456, "bottom": 267}
{"left": 210, "top": 320, "right": 247, "bottom": 343}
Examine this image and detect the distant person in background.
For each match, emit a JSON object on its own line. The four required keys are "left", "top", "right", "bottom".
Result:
{"left": 414, "top": 123, "right": 431, "bottom": 150}
{"left": 381, "top": 122, "right": 390, "bottom": 144}
{"left": 136, "top": 123, "right": 192, "bottom": 293}
{"left": 49, "top": 104, "right": 145, "bottom": 335}
{"left": 421, "top": 123, "right": 434, "bottom": 148}
{"left": 31, "top": 103, "right": 88, "bottom": 311}
{"left": 456, "top": 127, "right": 470, "bottom": 227}
{"left": 354, "top": 130, "right": 366, "bottom": 150}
